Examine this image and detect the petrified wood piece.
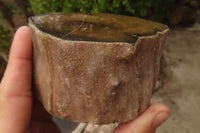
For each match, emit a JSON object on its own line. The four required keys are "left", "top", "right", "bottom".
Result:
{"left": 29, "top": 13, "right": 168, "bottom": 124}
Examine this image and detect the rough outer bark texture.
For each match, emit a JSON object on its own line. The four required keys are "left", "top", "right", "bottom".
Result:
{"left": 29, "top": 13, "right": 168, "bottom": 124}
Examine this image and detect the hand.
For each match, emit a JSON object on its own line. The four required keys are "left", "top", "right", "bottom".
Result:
{"left": 0, "top": 26, "right": 170, "bottom": 133}
{"left": 0, "top": 26, "right": 60, "bottom": 133}
{"left": 113, "top": 103, "right": 170, "bottom": 133}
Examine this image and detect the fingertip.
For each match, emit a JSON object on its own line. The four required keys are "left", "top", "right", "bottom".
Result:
{"left": 113, "top": 103, "right": 171, "bottom": 133}
{"left": 148, "top": 103, "right": 170, "bottom": 128}
{"left": 13, "top": 26, "right": 31, "bottom": 45}
{"left": 10, "top": 26, "right": 32, "bottom": 60}
{"left": 15, "top": 26, "right": 31, "bottom": 34}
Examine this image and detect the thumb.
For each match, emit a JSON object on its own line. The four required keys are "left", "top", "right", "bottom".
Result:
{"left": 113, "top": 103, "right": 170, "bottom": 133}
{"left": 0, "top": 26, "right": 33, "bottom": 133}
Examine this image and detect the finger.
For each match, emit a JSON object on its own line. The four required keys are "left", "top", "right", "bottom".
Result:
{"left": 1, "top": 26, "right": 33, "bottom": 96}
{"left": 0, "top": 26, "right": 33, "bottom": 133}
{"left": 113, "top": 103, "right": 171, "bottom": 133}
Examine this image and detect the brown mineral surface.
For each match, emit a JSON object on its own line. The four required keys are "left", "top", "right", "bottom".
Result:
{"left": 29, "top": 13, "right": 168, "bottom": 124}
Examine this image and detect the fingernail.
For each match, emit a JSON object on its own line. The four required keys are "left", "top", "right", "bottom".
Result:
{"left": 153, "top": 112, "right": 170, "bottom": 128}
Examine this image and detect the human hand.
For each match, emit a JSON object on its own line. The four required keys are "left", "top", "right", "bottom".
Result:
{"left": 0, "top": 26, "right": 170, "bottom": 133}
{"left": 0, "top": 26, "right": 60, "bottom": 133}
{"left": 113, "top": 103, "right": 170, "bottom": 133}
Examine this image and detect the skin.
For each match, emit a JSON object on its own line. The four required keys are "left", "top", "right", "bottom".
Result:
{"left": 0, "top": 26, "right": 170, "bottom": 133}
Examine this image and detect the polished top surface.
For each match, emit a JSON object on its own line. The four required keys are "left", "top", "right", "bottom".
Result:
{"left": 29, "top": 13, "right": 168, "bottom": 43}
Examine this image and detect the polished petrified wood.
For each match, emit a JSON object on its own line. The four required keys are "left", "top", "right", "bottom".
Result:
{"left": 29, "top": 13, "right": 168, "bottom": 124}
